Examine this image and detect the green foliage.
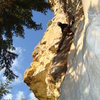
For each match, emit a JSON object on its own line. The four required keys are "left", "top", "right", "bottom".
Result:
{"left": 0, "top": 0, "right": 50, "bottom": 99}
{"left": 0, "top": 0, "right": 50, "bottom": 80}
{"left": 47, "top": 20, "right": 52, "bottom": 27}
{"left": 21, "top": 95, "right": 26, "bottom": 100}
{"left": 51, "top": 97, "right": 55, "bottom": 100}
{"left": 0, "top": 50, "right": 18, "bottom": 80}
{"left": 48, "top": 0, "right": 54, "bottom": 4}
{"left": 0, "top": 80, "right": 11, "bottom": 99}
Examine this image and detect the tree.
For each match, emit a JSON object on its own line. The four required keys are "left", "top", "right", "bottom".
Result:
{"left": 0, "top": 80, "right": 11, "bottom": 99}
{"left": 0, "top": 0, "right": 50, "bottom": 80}
{"left": 0, "top": 0, "right": 50, "bottom": 99}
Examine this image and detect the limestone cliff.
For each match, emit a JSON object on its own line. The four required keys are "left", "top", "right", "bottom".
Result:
{"left": 23, "top": 0, "right": 98, "bottom": 100}
{"left": 60, "top": 0, "right": 100, "bottom": 100}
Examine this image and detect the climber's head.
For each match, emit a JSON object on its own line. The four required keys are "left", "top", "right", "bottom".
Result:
{"left": 57, "top": 22, "right": 62, "bottom": 26}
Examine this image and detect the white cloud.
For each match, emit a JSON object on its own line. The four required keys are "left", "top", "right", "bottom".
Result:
{"left": 0, "top": 47, "right": 25, "bottom": 85}
{"left": 12, "top": 47, "right": 25, "bottom": 68}
{"left": 29, "top": 92, "right": 38, "bottom": 100}
{"left": 0, "top": 68, "right": 5, "bottom": 76}
{"left": 16, "top": 91, "right": 25, "bottom": 100}
{"left": 12, "top": 58, "right": 18, "bottom": 68}
{"left": 3, "top": 94, "right": 13, "bottom": 100}
{"left": 0, "top": 68, "right": 6, "bottom": 83}
{"left": 11, "top": 47, "right": 25, "bottom": 85}
{"left": 0, "top": 68, "right": 5, "bottom": 82}
{"left": 0, "top": 69, "right": 23, "bottom": 86}
{"left": 12, "top": 71, "right": 23, "bottom": 86}
{"left": 1, "top": 76, "right": 6, "bottom": 82}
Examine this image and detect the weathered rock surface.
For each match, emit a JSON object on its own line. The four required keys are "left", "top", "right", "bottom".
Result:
{"left": 23, "top": 0, "right": 100, "bottom": 100}
{"left": 60, "top": 0, "right": 100, "bottom": 100}
{"left": 24, "top": 0, "right": 69, "bottom": 99}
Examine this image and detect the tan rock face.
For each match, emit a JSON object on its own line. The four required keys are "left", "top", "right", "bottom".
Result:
{"left": 24, "top": 0, "right": 83, "bottom": 100}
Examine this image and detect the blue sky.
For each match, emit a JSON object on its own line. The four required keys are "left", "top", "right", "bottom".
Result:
{"left": 0, "top": 10, "right": 53, "bottom": 100}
